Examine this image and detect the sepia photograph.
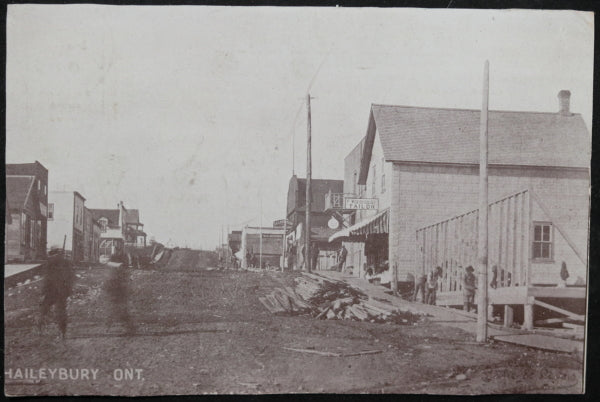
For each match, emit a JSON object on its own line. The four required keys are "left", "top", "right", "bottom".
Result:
{"left": 4, "top": 3, "right": 593, "bottom": 395}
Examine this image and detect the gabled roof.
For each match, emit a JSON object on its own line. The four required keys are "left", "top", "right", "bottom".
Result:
{"left": 359, "top": 103, "right": 590, "bottom": 183}
{"left": 6, "top": 175, "right": 35, "bottom": 211}
{"left": 123, "top": 208, "right": 140, "bottom": 224}
{"left": 89, "top": 209, "right": 120, "bottom": 227}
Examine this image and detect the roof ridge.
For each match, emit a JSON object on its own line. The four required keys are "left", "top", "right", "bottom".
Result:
{"left": 371, "top": 103, "right": 582, "bottom": 116}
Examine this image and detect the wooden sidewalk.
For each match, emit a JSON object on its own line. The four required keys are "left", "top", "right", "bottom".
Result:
{"left": 314, "top": 270, "right": 584, "bottom": 354}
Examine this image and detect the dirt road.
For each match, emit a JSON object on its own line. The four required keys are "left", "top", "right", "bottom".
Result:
{"left": 4, "top": 264, "right": 583, "bottom": 395}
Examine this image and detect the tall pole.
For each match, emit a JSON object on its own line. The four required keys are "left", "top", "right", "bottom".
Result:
{"left": 477, "top": 60, "right": 489, "bottom": 342}
{"left": 260, "top": 193, "right": 263, "bottom": 270}
{"left": 305, "top": 93, "right": 312, "bottom": 272}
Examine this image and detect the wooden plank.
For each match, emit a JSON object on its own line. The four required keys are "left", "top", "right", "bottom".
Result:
{"left": 520, "top": 191, "right": 527, "bottom": 288}
{"left": 562, "top": 322, "right": 585, "bottom": 330}
{"left": 511, "top": 195, "right": 518, "bottom": 287}
{"left": 283, "top": 347, "right": 341, "bottom": 357}
{"left": 498, "top": 199, "right": 504, "bottom": 287}
{"left": 528, "top": 286, "right": 586, "bottom": 299}
{"left": 533, "top": 299, "right": 585, "bottom": 321}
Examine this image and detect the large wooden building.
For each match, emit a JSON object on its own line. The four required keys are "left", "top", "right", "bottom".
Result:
{"left": 330, "top": 90, "right": 590, "bottom": 301}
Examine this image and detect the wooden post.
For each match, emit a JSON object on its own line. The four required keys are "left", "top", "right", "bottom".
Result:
{"left": 305, "top": 93, "right": 312, "bottom": 272}
{"left": 477, "top": 60, "right": 489, "bottom": 343}
{"left": 260, "top": 195, "right": 263, "bottom": 270}
{"left": 523, "top": 296, "right": 534, "bottom": 330}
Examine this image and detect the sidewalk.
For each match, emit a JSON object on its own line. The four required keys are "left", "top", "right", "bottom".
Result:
{"left": 315, "top": 270, "right": 584, "bottom": 354}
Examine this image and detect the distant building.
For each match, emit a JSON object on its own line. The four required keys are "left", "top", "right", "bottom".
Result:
{"left": 286, "top": 175, "right": 344, "bottom": 270}
{"left": 240, "top": 226, "right": 284, "bottom": 269}
{"left": 5, "top": 161, "right": 49, "bottom": 261}
{"left": 89, "top": 201, "right": 147, "bottom": 260}
{"left": 228, "top": 230, "right": 242, "bottom": 256}
{"left": 83, "top": 207, "right": 101, "bottom": 263}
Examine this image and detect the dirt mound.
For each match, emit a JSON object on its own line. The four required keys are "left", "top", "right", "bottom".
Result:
{"left": 152, "top": 249, "right": 219, "bottom": 271}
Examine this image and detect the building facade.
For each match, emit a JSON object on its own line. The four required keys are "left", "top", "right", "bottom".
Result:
{"left": 5, "top": 161, "right": 49, "bottom": 261}
{"left": 47, "top": 190, "right": 87, "bottom": 262}
{"left": 331, "top": 91, "right": 590, "bottom": 292}
{"left": 286, "top": 175, "right": 344, "bottom": 270}
{"left": 240, "top": 226, "right": 285, "bottom": 269}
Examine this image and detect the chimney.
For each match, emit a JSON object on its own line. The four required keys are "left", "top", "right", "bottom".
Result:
{"left": 558, "top": 90, "right": 572, "bottom": 116}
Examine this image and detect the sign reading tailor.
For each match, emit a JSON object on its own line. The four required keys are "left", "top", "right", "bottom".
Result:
{"left": 344, "top": 198, "right": 379, "bottom": 210}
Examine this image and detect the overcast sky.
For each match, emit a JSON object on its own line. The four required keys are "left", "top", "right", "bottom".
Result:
{"left": 6, "top": 5, "right": 593, "bottom": 249}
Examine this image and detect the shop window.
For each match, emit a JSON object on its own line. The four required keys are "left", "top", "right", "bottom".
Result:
{"left": 533, "top": 222, "right": 553, "bottom": 260}
{"left": 48, "top": 203, "right": 54, "bottom": 220}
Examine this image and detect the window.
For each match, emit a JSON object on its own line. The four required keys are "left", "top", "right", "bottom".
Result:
{"left": 44, "top": 184, "right": 47, "bottom": 196}
{"left": 371, "top": 164, "right": 377, "bottom": 196}
{"left": 381, "top": 157, "right": 386, "bottom": 193}
{"left": 99, "top": 218, "right": 108, "bottom": 233}
{"left": 533, "top": 222, "right": 553, "bottom": 260}
{"left": 48, "top": 203, "right": 54, "bottom": 220}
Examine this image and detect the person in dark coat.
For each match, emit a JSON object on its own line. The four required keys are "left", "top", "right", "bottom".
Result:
{"left": 337, "top": 245, "right": 348, "bottom": 272}
{"left": 311, "top": 243, "right": 320, "bottom": 271}
{"left": 39, "top": 247, "right": 74, "bottom": 339}
{"left": 105, "top": 251, "right": 135, "bottom": 334}
{"left": 490, "top": 265, "right": 498, "bottom": 289}
{"left": 463, "top": 265, "right": 477, "bottom": 312}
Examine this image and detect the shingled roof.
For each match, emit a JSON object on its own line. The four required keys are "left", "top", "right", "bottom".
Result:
{"left": 6, "top": 176, "right": 35, "bottom": 211}
{"left": 89, "top": 209, "right": 120, "bottom": 227}
{"left": 123, "top": 208, "right": 141, "bottom": 224}
{"left": 359, "top": 103, "right": 590, "bottom": 183}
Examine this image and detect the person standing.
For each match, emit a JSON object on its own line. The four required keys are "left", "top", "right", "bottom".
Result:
{"left": 462, "top": 265, "right": 477, "bottom": 312}
{"left": 311, "top": 243, "right": 320, "bottom": 271}
{"left": 426, "top": 266, "right": 443, "bottom": 305}
{"left": 105, "top": 251, "right": 135, "bottom": 334}
{"left": 413, "top": 271, "right": 427, "bottom": 303}
{"left": 337, "top": 244, "right": 348, "bottom": 272}
{"left": 38, "top": 247, "right": 74, "bottom": 339}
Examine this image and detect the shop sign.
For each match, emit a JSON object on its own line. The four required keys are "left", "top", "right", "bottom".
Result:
{"left": 273, "top": 219, "right": 292, "bottom": 228}
{"left": 344, "top": 198, "right": 379, "bottom": 210}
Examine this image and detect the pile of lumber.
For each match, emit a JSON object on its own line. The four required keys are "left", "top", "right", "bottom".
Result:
{"left": 258, "top": 286, "right": 313, "bottom": 315}
{"left": 258, "top": 272, "right": 423, "bottom": 325}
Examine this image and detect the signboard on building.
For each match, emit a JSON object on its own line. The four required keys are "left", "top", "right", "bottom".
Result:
{"left": 273, "top": 219, "right": 292, "bottom": 228}
{"left": 344, "top": 198, "right": 379, "bottom": 210}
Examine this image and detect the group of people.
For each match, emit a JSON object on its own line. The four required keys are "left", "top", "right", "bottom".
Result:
{"left": 37, "top": 246, "right": 136, "bottom": 339}
{"left": 413, "top": 265, "right": 477, "bottom": 312}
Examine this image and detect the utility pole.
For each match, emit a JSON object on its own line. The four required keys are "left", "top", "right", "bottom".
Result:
{"left": 477, "top": 60, "right": 489, "bottom": 343}
{"left": 305, "top": 93, "right": 312, "bottom": 272}
{"left": 260, "top": 193, "right": 263, "bottom": 270}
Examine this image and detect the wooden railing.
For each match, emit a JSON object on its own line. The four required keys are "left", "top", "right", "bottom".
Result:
{"left": 416, "top": 189, "right": 531, "bottom": 293}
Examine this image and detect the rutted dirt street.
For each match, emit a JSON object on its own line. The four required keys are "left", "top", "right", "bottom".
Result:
{"left": 4, "top": 261, "right": 584, "bottom": 395}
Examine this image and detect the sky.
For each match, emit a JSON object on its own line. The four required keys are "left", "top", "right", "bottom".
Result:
{"left": 6, "top": 5, "right": 594, "bottom": 249}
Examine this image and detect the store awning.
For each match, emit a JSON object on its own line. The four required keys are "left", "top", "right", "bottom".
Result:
{"left": 329, "top": 208, "right": 389, "bottom": 242}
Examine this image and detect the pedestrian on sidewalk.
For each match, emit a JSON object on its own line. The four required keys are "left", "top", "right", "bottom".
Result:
{"left": 38, "top": 246, "right": 74, "bottom": 339}
{"left": 426, "top": 266, "right": 443, "bottom": 305}
{"left": 462, "top": 265, "right": 477, "bottom": 312}
{"left": 311, "top": 243, "right": 320, "bottom": 271}
{"left": 337, "top": 244, "right": 347, "bottom": 272}
{"left": 413, "top": 271, "right": 427, "bottom": 303}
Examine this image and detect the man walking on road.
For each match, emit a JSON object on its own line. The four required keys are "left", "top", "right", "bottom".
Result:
{"left": 38, "top": 246, "right": 74, "bottom": 339}
{"left": 104, "top": 251, "right": 135, "bottom": 334}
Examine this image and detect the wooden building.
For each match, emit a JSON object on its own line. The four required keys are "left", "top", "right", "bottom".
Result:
{"left": 286, "top": 175, "right": 344, "bottom": 270}
{"left": 330, "top": 91, "right": 589, "bottom": 296}
{"left": 47, "top": 190, "right": 86, "bottom": 261}
{"left": 5, "top": 161, "right": 49, "bottom": 261}
{"left": 240, "top": 226, "right": 285, "bottom": 269}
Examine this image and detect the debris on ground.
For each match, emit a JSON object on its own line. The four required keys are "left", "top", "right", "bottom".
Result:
{"left": 258, "top": 272, "right": 424, "bottom": 325}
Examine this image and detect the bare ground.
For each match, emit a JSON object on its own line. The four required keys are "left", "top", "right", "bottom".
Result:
{"left": 4, "top": 264, "right": 584, "bottom": 395}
